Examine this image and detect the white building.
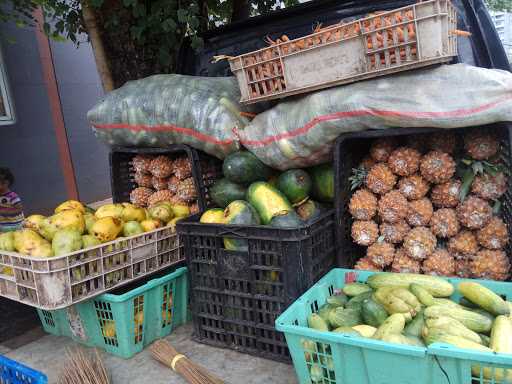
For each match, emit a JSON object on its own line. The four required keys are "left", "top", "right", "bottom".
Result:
{"left": 490, "top": 11, "right": 512, "bottom": 62}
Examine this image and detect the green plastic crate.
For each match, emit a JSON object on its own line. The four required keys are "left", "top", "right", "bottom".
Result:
{"left": 276, "top": 268, "right": 512, "bottom": 384}
{"left": 37, "top": 267, "right": 188, "bottom": 358}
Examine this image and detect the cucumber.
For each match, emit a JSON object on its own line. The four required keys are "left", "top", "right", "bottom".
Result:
{"left": 332, "top": 326, "right": 361, "bottom": 336}
{"left": 409, "top": 283, "right": 434, "bottom": 306}
{"left": 381, "top": 334, "right": 424, "bottom": 347}
{"left": 209, "top": 178, "right": 247, "bottom": 208}
{"left": 343, "top": 283, "right": 372, "bottom": 297}
{"left": 424, "top": 330, "right": 492, "bottom": 352}
{"left": 276, "top": 169, "right": 312, "bottom": 205}
{"left": 352, "top": 325, "right": 377, "bottom": 338}
{"left": 318, "top": 304, "right": 336, "bottom": 323}
{"left": 223, "top": 151, "right": 272, "bottom": 185}
{"left": 490, "top": 315, "right": 512, "bottom": 353}
{"left": 269, "top": 210, "right": 303, "bottom": 228}
{"left": 246, "top": 182, "right": 293, "bottom": 224}
{"left": 308, "top": 313, "right": 329, "bottom": 331}
{"left": 425, "top": 316, "right": 482, "bottom": 344}
{"left": 222, "top": 200, "right": 260, "bottom": 251}
{"left": 432, "top": 298, "right": 464, "bottom": 308}
{"left": 328, "top": 307, "right": 362, "bottom": 328}
{"left": 459, "top": 297, "right": 479, "bottom": 309}
{"left": 373, "top": 313, "right": 406, "bottom": 340}
{"left": 424, "top": 305, "right": 493, "bottom": 333}
{"left": 346, "top": 291, "right": 373, "bottom": 310}
{"left": 326, "top": 293, "right": 348, "bottom": 308}
{"left": 362, "top": 298, "right": 388, "bottom": 327}
{"left": 367, "top": 273, "right": 454, "bottom": 297}
{"left": 404, "top": 309, "right": 425, "bottom": 338}
{"left": 458, "top": 281, "right": 510, "bottom": 316}
{"left": 479, "top": 333, "right": 491, "bottom": 346}
{"left": 308, "top": 163, "right": 334, "bottom": 203}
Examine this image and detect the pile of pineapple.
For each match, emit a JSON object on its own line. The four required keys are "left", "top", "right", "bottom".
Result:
{"left": 0, "top": 199, "right": 190, "bottom": 263}
{"left": 349, "top": 129, "right": 511, "bottom": 280}
{"left": 129, "top": 154, "right": 199, "bottom": 214}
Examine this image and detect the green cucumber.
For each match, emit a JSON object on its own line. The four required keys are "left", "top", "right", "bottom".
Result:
{"left": 362, "top": 298, "right": 388, "bottom": 327}
{"left": 404, "top": 309, "right": 425, "bottom": 338}
{"left": 343, "top": 283, "right": 372, "bottom": 297}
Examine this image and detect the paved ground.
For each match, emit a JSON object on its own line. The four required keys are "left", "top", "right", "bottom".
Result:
{"left": 4, "top": 323, "right": 298, "bottom": 384}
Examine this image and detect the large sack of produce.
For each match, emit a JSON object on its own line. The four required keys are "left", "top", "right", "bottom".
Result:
{"left": 239, "top": 64, "right": 512, "bottom": 170}
{"left": 88, "top": 75, "right": 259, "bottom": 159}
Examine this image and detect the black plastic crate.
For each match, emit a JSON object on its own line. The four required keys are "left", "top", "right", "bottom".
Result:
{"left": 334, "top": 124, "right": 512, "bottom": 268}
{"left": 176, "top": 210, "right": 336, "bottom": 362}
{"left": 109, "top": 145, "right": 222, "bottom": 209}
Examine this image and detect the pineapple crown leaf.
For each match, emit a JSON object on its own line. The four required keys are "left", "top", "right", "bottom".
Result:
{"left": 349, "top": 167, "right": 367, "bottom": 191}
{"left": 493, "top": 199, "right": 502, "bottom": 215}
{"left": 377, "top": 235, "right": 385, "bottom": 243}
{"left": 459, "top": 167, "right": 474, "bottom": 203}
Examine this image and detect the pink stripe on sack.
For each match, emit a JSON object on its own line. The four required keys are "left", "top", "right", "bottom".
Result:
{"left": 241, "top": 95, "right": 512, "bottom": 148}
{"left": 92, "top": 123, "right": 235, "bottom": 146}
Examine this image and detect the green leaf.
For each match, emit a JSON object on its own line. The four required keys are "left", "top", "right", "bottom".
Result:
{"left": 162, "top": 18, "right": 177, "bottom": 32}
{"left": 177, "top": 9, "right": 188, "bottom": 22}
{"left": 89, "top": 0, "right": 105, "bottom": 7}
{"left": 459, "top": 168, "right": 475, "bottom": 203}
{"left": 493, "top": 200, "right": 502, "bottom": 215}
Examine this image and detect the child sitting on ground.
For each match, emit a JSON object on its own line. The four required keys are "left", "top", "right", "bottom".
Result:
{"left": 0, "top": 167, "right": 24, "bottom": 232}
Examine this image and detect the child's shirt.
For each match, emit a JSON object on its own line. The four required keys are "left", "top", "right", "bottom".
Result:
{"left": 0, "top": 191, "right": 24, "bottom": 232}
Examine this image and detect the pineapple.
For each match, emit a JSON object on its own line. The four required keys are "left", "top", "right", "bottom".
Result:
{"left": 351, "top": 220, "right": 379, "bottom": 246}
{"left": 359, "top": 156, "right": 376, "bottom": 171}
{"left": 471, "top": 172, "right": 507, "bottom": 201}
{"left": 148, "top": 190, "right": 174, "bottom": 207}
{"left": 430, "top": 208, "right": 460, "bottom": 238}
{"left": 456, "top": 195, "right": 492, "bottom": 229}
{"left": 349, "top": 189, "right": 377, "bottom": 220}
{"left": 366, "top": 163, "right": 397, "bottom": 194}
{"left": 470, "top": 249, "right": 510, "bottom": 281}
{"left": 403, "top": 227, "right": 437, "bottom": 260}
{"left": 354, "top": 257, "right": 382, "bottom": 271}
{"left": 447, "top": 230, "right": 479, "bottom": 259}
{"left": 387, "top": 147, "right": 421, "bottom": 176}
{"left": 405, "top": 134, "right": 429, "bottom": 153}
{"left": 130, "top": 187, "right": 154, "bottom": 207}
{"left": 398, "top": 174, "right": 430, "bottom": 201}
{"left": 366, "top": 240, "right": 395, "bottom": 267}
{"left": 464, "top": 131, "right": 499, "bottom": 160}
{"left": 454, "top": 258, "right": 472, "bottom": 278}
{"left": 173, "top": 156, "right": 193, "bottom": 180}
{"left": 406, "top": 198, "right": 433, "bottom": 227}
{"left": 149, "top": 156, "right": 174, "bottom": 178}
{"left": 379, "top": 220, "right": 410, "bottom": 244}
{"left": 420, "top": 151, "right": 456, "bottom": 184}
{"left": 391, "top": 247, "right": 421, "bottom": 273}
{"left": 167, "top": 175, "right": 180, "bottom": 194}
{"left": 176, "top": 177, "right": 197, "bottom": 203}
{"left": 132, "top": 155, "right": 153, "bottom": 174}
{"left": 427, "top": 131, "right": 458, "bottom": 154}
{"left": 134, "top": 172, "right": 152, "bottom": 188}
{"left": 369, "top": 138, "right": 398, "bottom": 162}
{"left": 476, "top": 217, "right": 509, "bottom": 250}
{"left": 378, "top": 190, "right": 408, "bottom": 223}
{"left": 422, "top": 248, "right": 455, "bottom": 277}
{"left": 430, "top": 179, "right": 461, "bottom": 208}
{"left": 152, "top": 176, "right": 169, "bottom": 191}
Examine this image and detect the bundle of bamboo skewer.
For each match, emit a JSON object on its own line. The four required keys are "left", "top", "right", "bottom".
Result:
{"left": 58, "top": 348, "right": 110, "bottom": 384}
{"left": 150, "top": 339, "right": 225, "bottom": 384}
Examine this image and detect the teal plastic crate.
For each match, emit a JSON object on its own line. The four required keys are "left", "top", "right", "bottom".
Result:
{"left": 37, "top": 267, "right": 188, "bottom": 359}
{"left": 276, "top": 268, "right": 512, "bottom": 384}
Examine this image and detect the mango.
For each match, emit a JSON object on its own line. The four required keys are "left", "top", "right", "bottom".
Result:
{"left": 52, "top": 229, "right": 83, "bottom": 256}
{"left": 82, "top": 234, "right": 101, "bottom": 248}
{"left": 55, "top": 200, "right": 85, "bottom": 214}
{"left": 95, "top": 204, "right": 124, "bottom": 220}
{"left": 91, "top": 217, "right": 123, "bottom": 243}
{"left": 22, "top": 215, "right": 46, "bottom": 232}
{"left": 0, "top": 232, "right": 15, "bottom": 252}
{"left": 121, "top": 203, "right": 146, "bottom": 222}
{"left": 123, "top": 221, "right": 144, "bottom": 237}
{"left": 140, "top": 219, "right": 161, "bottom": 232}
{"left": 149, "top": 203, "right": 174, "bottom": 222}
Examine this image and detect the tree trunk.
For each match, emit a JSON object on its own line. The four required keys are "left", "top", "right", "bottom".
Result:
{"left": 80, "top": 0, "right": 114, "bottom": 92}
{"left": 231, "top": 0, "right": 250, "bottom": 22}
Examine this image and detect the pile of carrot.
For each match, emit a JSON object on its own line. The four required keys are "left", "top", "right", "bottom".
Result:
{"left": 244, "top": 9, "right": 420, "bottom": 98}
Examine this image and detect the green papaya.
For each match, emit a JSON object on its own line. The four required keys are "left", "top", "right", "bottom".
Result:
{"left": 346, "top": 291, "right": 373, "bottom": 311}
{"left": 296, "top": 200, "right": 323, "bottom": 223}
{"left": 276, "top": 169, "right": 312, "bottom": 205}
{"left": 308, "top": 164, "right": 334, "bottom": 203}
{"left": 246, "top": 182, "right": 293, "bottom": 224}
{"left": 269, "top": 211, "right": 303, "bottom": 228}
{"left": 209, "top": 178, "right": 246, "bottom": 208}
{"left": 222, "top": 200, "right": 260, "bottom": 251}
{"left": 223, "top": 151, "right": 272, "bottom": 185}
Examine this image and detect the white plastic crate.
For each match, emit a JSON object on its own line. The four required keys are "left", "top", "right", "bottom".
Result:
{"left": 229, "top": 0, "right": 457, "bottom": 104}
{"left": 0, "top": 226, "right": 182, "bottom": 310}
